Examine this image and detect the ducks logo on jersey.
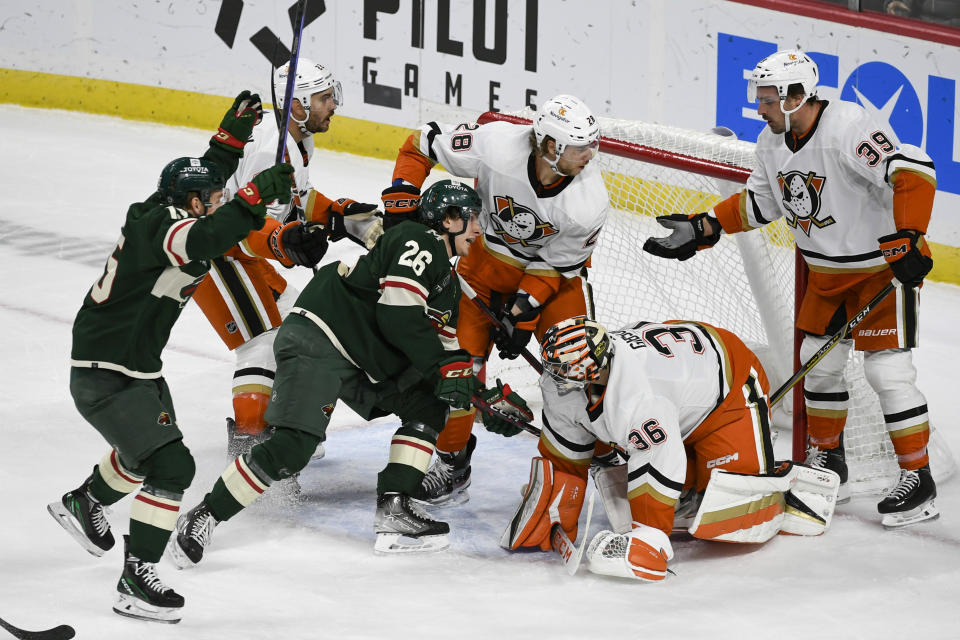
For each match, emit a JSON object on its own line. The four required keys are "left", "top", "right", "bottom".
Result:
{"left": 777, "top": 170, "right": 835, "bottom": 237}
{"left": 490, "top": 195, "right": 558, "bottom": 247}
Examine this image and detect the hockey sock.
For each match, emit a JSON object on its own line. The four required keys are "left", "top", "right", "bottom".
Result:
{"left": 88, "top": 449, "right": 144, "bottom": 505}
{"left": 377, "top": 421, "right": 439, "bottom": 496}
{"left": 127, "top": 440, "right": 196, "bottom": 562}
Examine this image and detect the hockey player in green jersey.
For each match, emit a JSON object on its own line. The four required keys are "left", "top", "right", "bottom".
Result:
{"left": 170, "top": 179, "right": 532, "bottom": 559}
{"left": 46, "top": 90, "right": 311, "bottom": 624}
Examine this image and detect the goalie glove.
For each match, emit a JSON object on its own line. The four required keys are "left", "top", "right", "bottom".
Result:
{"left": 642, "top": 212, "right": 721, "bottom": 261}
{"left": 477, "top": 379, "right": 532, "bottom": 437}
{"left": 494, "top": 292, "right": 540, "bottom": 360}
{"left": 381, "top": 182, "right": 421, "bottom": 230}
{"left": 269, "top": 221, "right": 329, "bottom": 268}
{"left": 586, "top": 523, "right": 673, "bottom": 582}
{"left": 211, "top": 90, "right": 263, "bottom": 154}
{"left": 878, "top": 229, "right": 933, "bottom": 288}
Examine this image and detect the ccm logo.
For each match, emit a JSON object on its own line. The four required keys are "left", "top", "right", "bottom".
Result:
{"left": 442, "top": 369, "right": 473, "bottom": 378}
{"left": 881, "top": 244, "right": 909, "bottom": 258}
{"left": 706, "top": 452, "right": 739, "bottom": 469}
{"left": 384, "top": 198, "right": 418, "bottom": 209}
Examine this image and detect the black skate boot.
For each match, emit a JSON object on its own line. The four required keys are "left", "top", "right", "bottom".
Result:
{"left": 114, "top": 535, "right": 184, "bottom": 624}
{"left": 47, "top": 476, "right": 114, "bottom": 557}
{"left": 414, "top": 434, "right": 477, "bottom": 506}
{"left": 226, "top": 417, "right": 275, "bottom": 458}
{"left": 804, "top": 442, "right": 849, "bottom": 504}
{"left": 374, "top": 492, "right": 450, "bottom": 553}
{"left": 167, "top": 502, "right": 218, "bottom": 569}
{"left": 878, "top": 465, "right": 939, "bottom": 529}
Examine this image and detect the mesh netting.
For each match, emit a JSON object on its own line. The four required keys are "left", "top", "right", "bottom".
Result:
{"left": 478, "top": 110, "right": 952, "bottom": 495}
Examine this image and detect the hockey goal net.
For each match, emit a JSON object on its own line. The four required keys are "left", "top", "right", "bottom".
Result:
{"left": 476, "top": 109, "right": 954, "bottom": 496}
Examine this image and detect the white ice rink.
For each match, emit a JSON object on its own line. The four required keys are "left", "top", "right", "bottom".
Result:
{"left": 1, "top": 105, "right": 958, "bottom": 639}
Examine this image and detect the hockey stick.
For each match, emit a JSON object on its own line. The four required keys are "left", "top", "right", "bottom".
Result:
{"left": 274, "top": 0, "right": 308, "bottom": 166}
{"left": 769, "top": 280, "right": 898, "bottom": 407}
{"left": 452, "top": 264, "right": 543, "bottom": 374}
{"left": 470, "top": 394, "right": 540, "bottom": 437}
{"left": 0, "top": 617, "right": 75, "bottom": 640}
{"left": 550, "top": 490, "right": 596, "bottom": 576}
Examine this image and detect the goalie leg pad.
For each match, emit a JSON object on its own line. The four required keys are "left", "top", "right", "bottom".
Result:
{"left": 500, "top": 457, "right": 586, "bottom": 551}
{"left": 780, "top": 463, "right": 840, "bottom": 536}
{"left": 689, "top": 467, "right": 790, "bottom": 543}
{"left": 590, "top": 463, "right": 631, "bottom": 534}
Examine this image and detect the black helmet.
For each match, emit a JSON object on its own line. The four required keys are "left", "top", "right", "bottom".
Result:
{"left": 157, "top": 157, "right": 227, "bottom": 209}
{"left": 417, "top": 180, "right": 481, "bottom": 232}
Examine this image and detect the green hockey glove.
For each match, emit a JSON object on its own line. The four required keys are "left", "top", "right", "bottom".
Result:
{"left": 478, "top": 379, "right": 532, "bottom": 437}
{"left": 211, "top": 90, "right": 263, "bottom": 154}
{"left": 434, "top": 350, "right": 480, "bottom": 410}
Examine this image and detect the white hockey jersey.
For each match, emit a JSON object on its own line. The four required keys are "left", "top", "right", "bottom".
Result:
{"left": 732, "top": 100, "right": 936, "bottom": 272}
{"left": 415, "top": 120, "right": 609, "bottom": 279}
{"left": 226, "top": 114, "right": 315, "bottom": 225}
{"left": 540, "top": 321, "right": 736, "bottom": 504}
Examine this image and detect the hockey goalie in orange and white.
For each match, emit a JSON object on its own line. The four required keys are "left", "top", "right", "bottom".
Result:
{"left": 382, "top": 95, "right": 609, "bottom": 504}
{"left": 500, "top": 317, "right": 841, "bottom": 582}
{"left": 192, "top": 59, "right": 382, "bottom": 454}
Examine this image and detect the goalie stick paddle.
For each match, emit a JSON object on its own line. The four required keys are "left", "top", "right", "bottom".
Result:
{"left": 550, "top": 490, "right": 596, "bottom": 576}
{"left": 769, "top": 280, "right": 898, "bottom": 408}
{"left": 451, "top": 262, "right": 543, "bottom": 374}
{"left": 0, "top": 617, "right": 75, "bottom": 640}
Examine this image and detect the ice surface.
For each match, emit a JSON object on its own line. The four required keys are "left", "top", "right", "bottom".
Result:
{"left": 0, "top": 105, "right": 957, "bottom": 639}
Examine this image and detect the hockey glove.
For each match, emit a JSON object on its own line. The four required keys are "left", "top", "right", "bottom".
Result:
{"left": 878, "top": 229, "right": 933, "bottom": 288}
{"left": 236, "top": 163, "right": 295, "bottom": 226}
{"left": 381, "top": 183, "right": 421, "bottom": 230}
{"left": 434, "top": 350, "right": 480, "bottom": 411}
{"left": 494, "top": 293, "right": 540, "bottom": 360}
{"left": 642, "top": 212, "right": 721, "bottom": 261}
{"left": 211, "top": 90, "right": 263, "bottom": 154}
{"left": 327, "top": 198, "right": 381, "bottom": 243}
{"left": 478, "top": 379, "right": 532, "bottom": 437}
{"left": 270, "top": 221, "right": 329, "bottom": 268}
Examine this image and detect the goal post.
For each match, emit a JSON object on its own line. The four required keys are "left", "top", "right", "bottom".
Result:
{"left": 474, "top": 109, "right": 955, "bottom": 495}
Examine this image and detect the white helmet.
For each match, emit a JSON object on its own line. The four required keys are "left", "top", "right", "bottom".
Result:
{"left": 533, "top": 94, "right": 600, "bottom": 173}
{"left": 747, "top": 50, "right": 819, "bottom": 133}
{"left": 274, "top": 58, "right": 342, "bottom": 131}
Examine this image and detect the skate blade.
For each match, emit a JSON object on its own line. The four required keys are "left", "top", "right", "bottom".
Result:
{"left": 882, "top": 500, "right": 940, "bottom": 529}
{"left": 411, "top": 487, "right": 470, "bottom": 509}
{"left": 374, "top": 533, "right": 450, "bottom": 554}
{"left": 47, "top": 501, "right": 109, "bottom": 557}
{"left": 165, "top": 536, "right": 198, "bottom": 570}
{"left": 113, "top": 593, "right": 182, "bottom": 624}
{"left": 836, "top": 483, "right": 851, "bottom": 505}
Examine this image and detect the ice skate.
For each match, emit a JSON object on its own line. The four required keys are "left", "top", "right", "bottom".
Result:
{"left": 226, "top": 417, "right": 275, "bottom": 458}
{"left": 47, "top": 478, "right": 114, "bottom": 557}
{"left": 414, "top": 434, "right": 476, "bottom": 506}
{"left": 114, "top": 536, "right": 184, "bottom": 624}
{"left": 168, "top": 502, "right": 218, "bottom": 569}
{"left": 804, "top": 444, "right": 849, "bottom": 504}
{"left": 878, "top": 465, "right": 939, "bottom": 529}
{"left": 374, "top": 493, "right": 450, "bottom": 553}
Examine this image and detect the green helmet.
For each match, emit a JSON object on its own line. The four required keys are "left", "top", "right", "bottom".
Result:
{"left": 417, "top": 180, "right": 481, "bottom": 232}
{"left": 157, "top": 157, "right": 227, "bottom": 209}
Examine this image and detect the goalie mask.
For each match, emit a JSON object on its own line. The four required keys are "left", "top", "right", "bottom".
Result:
{"left": 274, "top": 58, "right": 343, "bottom": 132}
{"left": 417, "top": 180, "right": 482, "bottom": 241}
{"left": 747, "top": 50, "right": 819, "bottom": 133}
{"left": 540, "top": 316, "right": 613, "bottom": 394}
{"left": 157, "top": 157, "right": 226, "bottom": 212}
{"left": 533, "top": 94, "right": 600, "bottom": 175}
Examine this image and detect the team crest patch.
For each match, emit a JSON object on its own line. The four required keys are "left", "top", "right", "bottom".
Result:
{"left": 490, "top": 195, "right": 558, "bottom": 247}
{"left": 427, "top": 308, "right": 452, "bottom": 332}
{"left": 320, "top": 404, "right": 335, "bottom": 419}
{"left": 777, "top": 170, "right": 834, "bottom": 237}
{"left": 157, "top": 412, "right": 173, "bottom": 426}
